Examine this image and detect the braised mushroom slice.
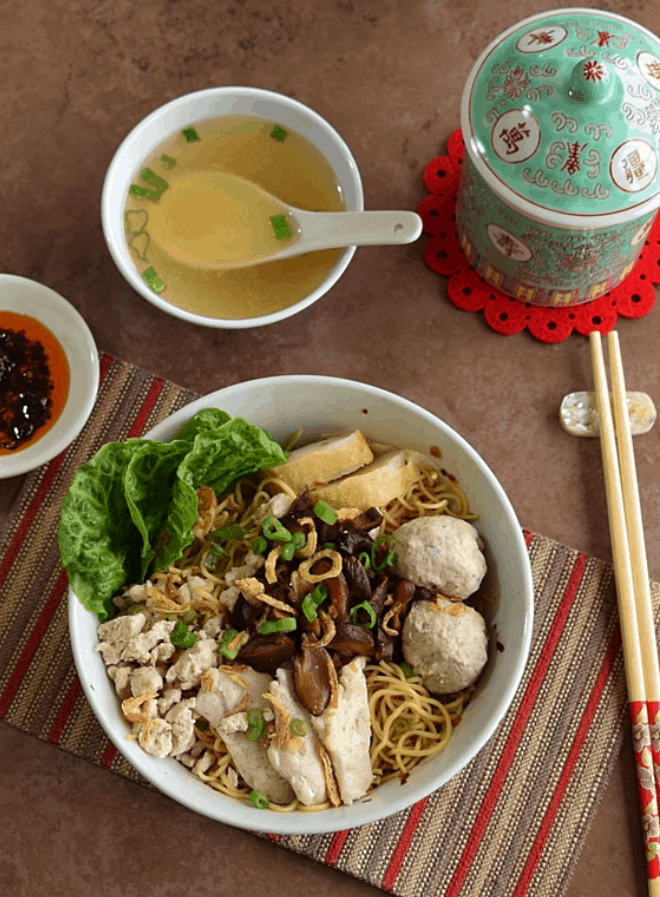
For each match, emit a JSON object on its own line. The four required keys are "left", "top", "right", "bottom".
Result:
{"left": 300, "top": 614, "right": 322, "bottom": 638}
{"left": 268, "top": 577, "right": 300, "bottom": 609}
{"left": 316, "top": 518, "right": 341, "bottom": 544}
{"left": 335, "top": 523, "right": 373, "bottom": 557}
{"left": 330, "top": 621, "right": 375, "bottom": 658}
{"left": 369, "top": 575, "right": 389, "bottom": 615}
{"left": 237, "top": 634, "right": 296, "bottom": 673}
{"left": 342, "top": 554, "right": 372, "bottom": 605}
{"left": 350, "top": 507, "right": 384, "bottom": 530}
{"left": 283, "top": 487, "right": 314, "bottom": 522}
{"left": 293, "top": 638, "right": 336, "bottom": 716}
{"left": 326, "top": 573, "right": 350, "bottom": 621}
{"left": 230, "top": 595, "right": 262, "bottom": 631}
{"left": 375, "top": 627, "right": 394, "bottom": 662}
{"left": 389, "top": 579, "right": 417, "bottom": 630}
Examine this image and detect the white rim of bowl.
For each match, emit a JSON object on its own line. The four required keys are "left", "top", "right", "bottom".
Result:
{"left": 68, "top": 374, "right": 534, "bottom": 834}
{"left": 101, "top": 87, "right": 364, "bottom": 329}
{"left": 0, "top": 274, "right": 99, "bottom": 479}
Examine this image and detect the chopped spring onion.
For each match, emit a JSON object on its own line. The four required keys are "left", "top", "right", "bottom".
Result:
{"left": 219, "top": 628, "right": 240, "bottom": 660}
{"left": 358, "top": 551, "right": 371, "bottom": 568}
{"left": 246, "top": 708, "right": 265, "bottom": 741}
{"left": 372, "top": 533, "right": 397, "bottom": 552}
{"left": 261, "top": 617, "right": 297, "bottom": 635}
{"left": 182, "top": 126, "right": 200, "bottom": 142}
{"left": 301, "top": 582, "right": 329, "bottom": 621}
{"left": 142, "top": 267, "right": 166, "bottom": 294}
{"left": 262, "top": 516, "right": 292, "bottom": 542}
{"left": 292, "top": 531, "right": 307, "bottom": 550}
{"left": 270, "top": 214, "right": 293, "bottom": 241}
{"left": 251, "top": 536, "right": 268, "bottom": 555}
{"left": 160, "top": 154, "right": 176, "bottom": 169}
{"left": 290, "top": 718, "right": 307, "bottom": 736}
{"left": 322, "top": 542, "right": 336, "bottom": 551}
{"left": 195, "top": 719, "right": 209, "bottom": 731}
{"left": 249, "top": 790, "right": 269, "bottom": 809}
{"left": 214, "top": 524, "right": 247, "bottom": 541}
{"left": 349, "top": 600, "right": 377, "bottom": 630}
{"left": 181, "top": 609, "right": 198, "bottom": 624}
{"left": 129, "top": 167, "right": 169, "bottom": 202}
{"left": 280, "top": 541, "right": 295, "bottom": 562}
{"left": 371, "top": 534, "right": 398, "bottom": 570}
{"left": 270, "top": 124, "right": 288, "bottom": 141}
{"left": 312, "top": 582, "right": 329, "bottom": 602}
{"left": 313, "top": 500, "right": 338, "bottom": 525}
{"left": 376, "top": 548, "right": 396, "bottom": 570}
{"left": 301, "top": 593, "right": 318, "bottom": 622}
{"left": 392, "top": 718, "right": 410, "bottom": 733}
{"left": 171, "top": 621, "right": 197, "bottom": 648}
{"left": 399, "top": 662, "right": 414, "bottom": 679}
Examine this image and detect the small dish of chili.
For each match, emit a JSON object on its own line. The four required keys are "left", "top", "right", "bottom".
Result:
{"left": 0, "top": 274, "right": 99, "bottom": 479}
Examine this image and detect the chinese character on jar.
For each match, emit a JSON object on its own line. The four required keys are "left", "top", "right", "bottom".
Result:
{"left": 623, "top": 150, "right": 646, "bottom": 184}
{"left": 499, "top": 123, "right": 530, "bottom": 155}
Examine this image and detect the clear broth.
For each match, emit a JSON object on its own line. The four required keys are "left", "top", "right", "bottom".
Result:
{"left": 123, "top": 115, "right": 346, "bottom": 320}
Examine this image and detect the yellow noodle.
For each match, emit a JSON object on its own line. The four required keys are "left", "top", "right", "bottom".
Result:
{"left": 382, "top": 464, "right": 477, "bottom": 531}
{"left": 257, "top": 475, "right": 298, "bottom": 499}
{"left": 365, "top": 661, "right": 456, "bottom": 784}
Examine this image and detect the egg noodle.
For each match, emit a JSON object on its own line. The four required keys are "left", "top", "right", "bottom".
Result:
{"left": 141, "top": 449, "right": 478, "bottom": 810}
{"left": 365, "top": 661, "right": 470, "bottom": 787}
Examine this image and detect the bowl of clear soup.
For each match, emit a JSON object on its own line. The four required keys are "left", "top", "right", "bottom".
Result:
{"left": 101, "top": 87, "right": 365, "bottom": 329}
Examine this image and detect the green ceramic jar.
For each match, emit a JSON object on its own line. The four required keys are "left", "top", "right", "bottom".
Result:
{"left": 457, "top": 7, "right": 660, "bottom": 306}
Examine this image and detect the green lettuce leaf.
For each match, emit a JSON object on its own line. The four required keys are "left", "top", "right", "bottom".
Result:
{"left": 175, "top": 407, "right": 231, "bottom": 443}
{"left": 59, "top": 409, "right": 288, "bottom": 621}
{"left": 178, "top": 417, "right": 287, "bottom": 496}
{"left": 151, "top": 474, "right": 200, "bottom": 573}
{"left": 155, "top": 417, "right": 288, "bottom": 571}
{"left": 123, "top": 440, "right": 190, "bottom": 580}
{"left": 58, "top": 440, "right": 149, "bottom": 621}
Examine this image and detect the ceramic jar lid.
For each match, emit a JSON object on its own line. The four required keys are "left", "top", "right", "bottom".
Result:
{"left": 461, "top": 8, "right": 660, "bottom": 225}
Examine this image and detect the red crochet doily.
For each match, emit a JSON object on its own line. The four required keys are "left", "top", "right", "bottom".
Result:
{"left": 417, "top": 129, "right": 660, "bottom": 343}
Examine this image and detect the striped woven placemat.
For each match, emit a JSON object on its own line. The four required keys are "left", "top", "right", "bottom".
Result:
{"left": 0, "top": 352, "right": 656, "bottom": 897}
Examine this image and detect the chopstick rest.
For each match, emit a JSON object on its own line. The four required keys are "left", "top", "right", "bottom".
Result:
{"left": 559, "top": 389, "right": 656, "bottom": 437}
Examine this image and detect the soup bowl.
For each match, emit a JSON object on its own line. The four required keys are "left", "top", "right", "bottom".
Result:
{"left": 68, "top": 375, "right": 534, "bottom": 834}
{"left": 101, "top": 87, "right": 363, "bottom": 329}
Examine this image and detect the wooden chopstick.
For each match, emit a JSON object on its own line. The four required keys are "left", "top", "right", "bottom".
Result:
{"left": 608, "top": 331, "right": 660, "bottom": 706}
{"left": 590, "top": 331, "right": 660, "bottom": 895}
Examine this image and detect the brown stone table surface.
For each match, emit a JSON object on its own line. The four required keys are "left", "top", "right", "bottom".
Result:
{"left": 1, "top": 1, "right": 659, "bottom": 894}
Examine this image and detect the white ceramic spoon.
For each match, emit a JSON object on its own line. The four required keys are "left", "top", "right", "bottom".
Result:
{"left": 145, "top": 170, "right": 423, "bottom": 270}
